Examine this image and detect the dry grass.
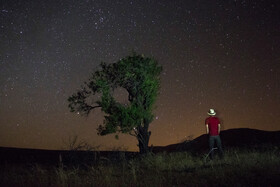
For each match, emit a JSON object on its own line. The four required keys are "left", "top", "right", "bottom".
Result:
{"left": 1, "top": 145, "right": 280, "bottom": 186}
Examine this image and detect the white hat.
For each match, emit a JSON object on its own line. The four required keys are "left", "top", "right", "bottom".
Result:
{"left": 207, "top": 109, "right": 216, "bottom": 115}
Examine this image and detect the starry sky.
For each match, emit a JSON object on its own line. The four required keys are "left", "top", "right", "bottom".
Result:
{"left": 1, "top": 0, "right": 280, "bottom": 151}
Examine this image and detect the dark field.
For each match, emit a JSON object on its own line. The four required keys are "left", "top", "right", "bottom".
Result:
{"left": 1, "top": 128, "right": 280, "bottom": 186}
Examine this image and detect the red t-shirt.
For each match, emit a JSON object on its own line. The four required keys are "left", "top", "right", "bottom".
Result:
{"left": 205, "top": 116, "right": 220, "bottom": 136}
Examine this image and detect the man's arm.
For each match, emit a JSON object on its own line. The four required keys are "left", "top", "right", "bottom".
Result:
{"left": 205, "top": 124, "right": 209, "bottom": 134}
{"left": 218, "top": 124, "right": 221, "bottom": 134}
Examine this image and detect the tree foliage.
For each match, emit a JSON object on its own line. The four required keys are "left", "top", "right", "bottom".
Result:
{"left": 68, "top": 53, "right": 162, "bottom": 153}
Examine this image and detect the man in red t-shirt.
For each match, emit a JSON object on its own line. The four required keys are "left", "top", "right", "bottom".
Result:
{"left": 205, "top": 109, "right": 223, "bottom": 159}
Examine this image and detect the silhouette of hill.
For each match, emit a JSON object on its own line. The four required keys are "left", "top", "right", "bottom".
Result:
{"left": 0, "top": 147, "right": 137, "bottom": 165}
{"left": 152, "top": 128, "right": 280, "bottom": 153}
{"left": 1, "top": 128, "right": 279, "bottom": 164}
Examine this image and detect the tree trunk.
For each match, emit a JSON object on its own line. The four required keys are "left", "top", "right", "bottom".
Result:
{"left": 137, "top": 121, "right": 151, "bottom": 154}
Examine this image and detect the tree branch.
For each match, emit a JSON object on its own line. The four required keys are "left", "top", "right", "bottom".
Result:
{"left": 88, "top": 105, "right": 102, "bottom": 110}
{"left": 129, "top": 131, "right": 137, "bottom": 137}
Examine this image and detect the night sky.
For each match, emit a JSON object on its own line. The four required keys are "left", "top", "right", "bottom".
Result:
{"left": 1, "top": 0, "right": 279, "bottom": 151}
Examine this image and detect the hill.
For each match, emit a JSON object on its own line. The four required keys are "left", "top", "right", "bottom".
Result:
{"left": 1, "top": 128, "right": 280, "bottom": 165}
{"left": 0, "top": 147, "right": 137, "bottom": 165}
{"left": 152, "top": 128, "right": 280, "bottom": 153}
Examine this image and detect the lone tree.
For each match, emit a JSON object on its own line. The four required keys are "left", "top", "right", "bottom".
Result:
{"left": 68, "top": 54, "right": 162, "bottom": 154}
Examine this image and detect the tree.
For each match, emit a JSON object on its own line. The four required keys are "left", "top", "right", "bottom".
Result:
{"left": 68, "top": 53, "right": 162, "bottom": 154}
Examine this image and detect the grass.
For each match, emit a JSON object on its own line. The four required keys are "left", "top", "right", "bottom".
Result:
{"left": 1, "top": 146, "right": 280, "bottom": 186}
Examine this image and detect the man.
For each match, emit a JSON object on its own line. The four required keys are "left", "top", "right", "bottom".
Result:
{"left": 205, "top": 109, "right": 223, "bottom": 159}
